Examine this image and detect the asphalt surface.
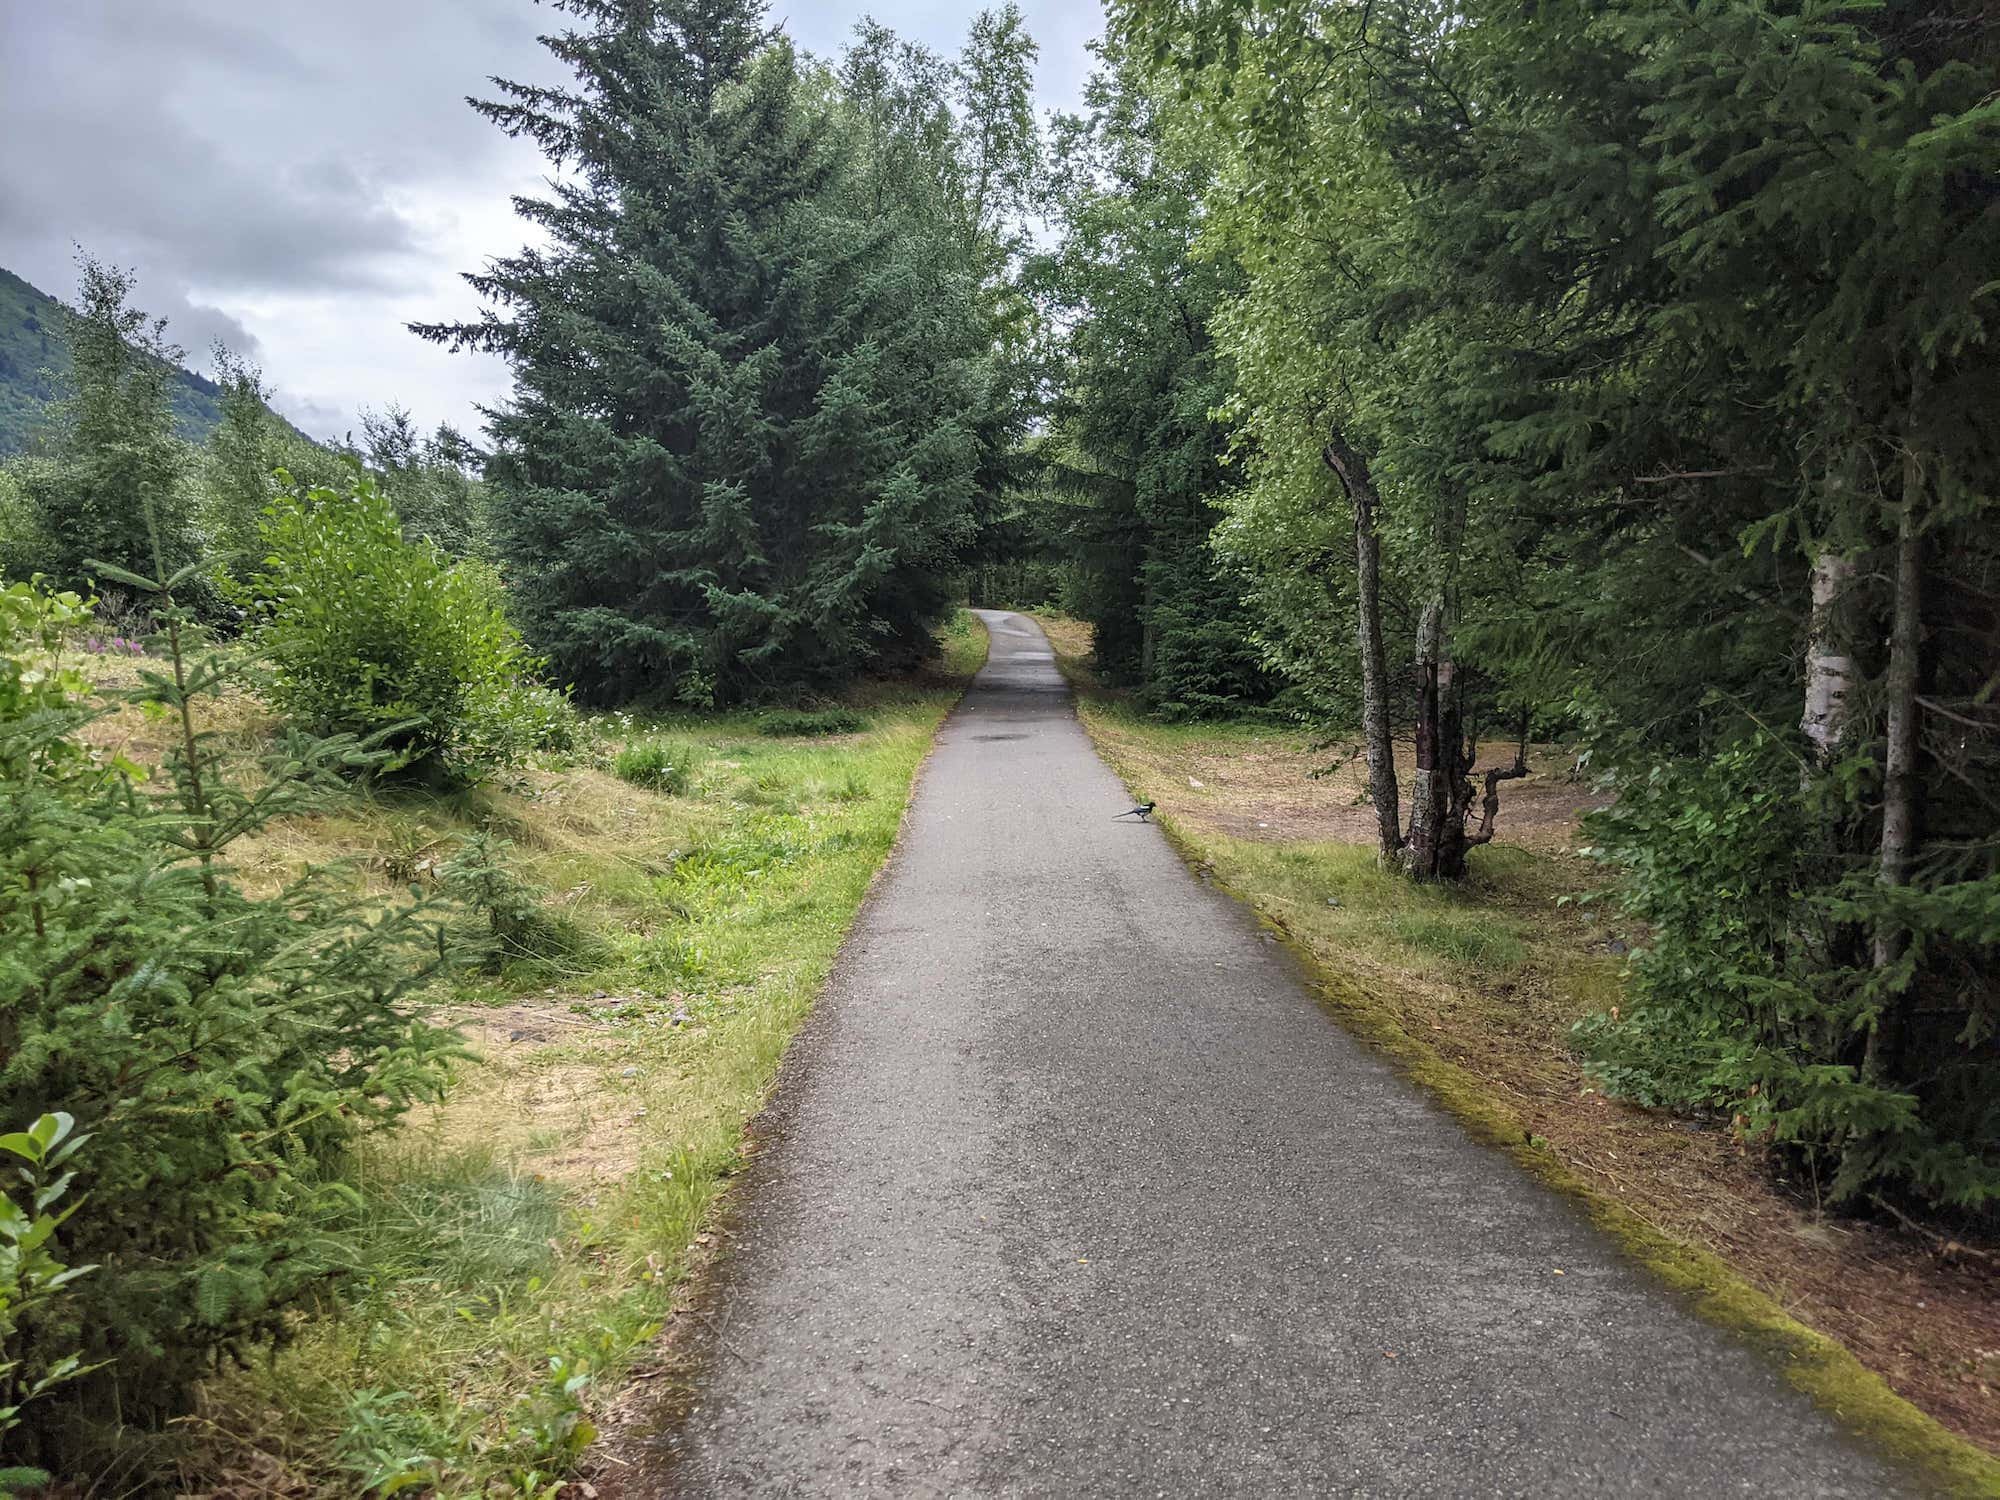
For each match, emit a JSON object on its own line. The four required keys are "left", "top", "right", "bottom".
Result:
{"left": 654, "top": 611, "right": 1910, "bottom": 1497}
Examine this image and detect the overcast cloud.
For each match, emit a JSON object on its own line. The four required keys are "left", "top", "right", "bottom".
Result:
{"left": 0, "top": 0, "right": 1101, "bottom": 443}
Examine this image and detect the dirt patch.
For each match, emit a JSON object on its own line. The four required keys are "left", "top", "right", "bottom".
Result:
{"left": 1188, "top": 738, "right": 1610, "bottom": 851}
{"left": 433, "top": 992, "right": 691, "bottom": 1193}
{"left": 1072, "top": 693, "right": 1610, "bottom": 855}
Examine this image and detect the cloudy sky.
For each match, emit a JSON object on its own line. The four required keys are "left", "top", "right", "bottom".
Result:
{"left": 0, "top": 0, "right": 1102, "bottom": 443}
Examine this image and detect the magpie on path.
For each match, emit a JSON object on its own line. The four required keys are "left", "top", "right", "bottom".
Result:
{"left": 1114, "top": 801, "right": 1157, "bottom": 822}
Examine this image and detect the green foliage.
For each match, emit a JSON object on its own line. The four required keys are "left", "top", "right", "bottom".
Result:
{"left": 0, "top": 570, "right": 460, "bottom": 1469}
{"left": 417, "top": 1, "right": 1007, "bottom": 706}
{"left": 252, "top": 472, "right": 533, "bottom": 778}
{"left": 614, "top": 737, "right": 704, "bottom": 795}
{"left": 13, "top": 258, "right": 203, "bottom": 591}
{"left": 202, "top": 347, "right": 280, "bottom": 580}
{"left": 0, "top": 1114, "right": 98, "bottom": 1494}
{"left": 0, "top": 265, "right": 230, "bottom": 459}
{"left": 1576, "top": 738, "right": 1999, "bottom": 1210}
{"left": 471, "top": 680, "right": 584, "bottom": 763}
{"left": 0, "top": 580, "right": 93, "bottom": 751}
{"left": 438, "top": 833, "right": 600, "bottom": 977}
{"left": 1113, "top": 0, "right": 2000, "bottom": 1212}
{"left": 1027, "top": 56, "right": 1272, "bottom": 717}
{"left": 0, "top": 469, "right": 47, "bottom": 585}
{"left": 756, "top": 708, "right": 866, "bottom": 738}
{"left": 359, "top": 406, "right": 493, "bottom": 560}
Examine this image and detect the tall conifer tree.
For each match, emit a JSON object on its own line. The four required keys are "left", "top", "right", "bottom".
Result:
{"left": 418, "top": 0, "right": 984, "bottom": 703}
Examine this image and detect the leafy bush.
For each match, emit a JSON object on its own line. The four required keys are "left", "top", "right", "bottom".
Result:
{"left": 756, "top": 708, "right": 866, "bottom": 737}
{"left": 0, "top": 469, "right": 50, "bottom": 587}
{"left": 0, "top": 1114, "right": 98, "bottom": 1496}
{"left": 252, "top": 473, "right": 530, "bottom": 777}
{"left": 511, "top": 682, "right": 585, "bottom": 756}
{"left": 0, "top": 572, "right": 459, "bottom": 1469}
{"left": 461, "top": 678, "right": 585, "bottom": 767}
{"left": 614, "top": 738, "right": 703, "bottom": 795}
{"left": 1575, "top": 736, "right": 1999, "bottom": 1212}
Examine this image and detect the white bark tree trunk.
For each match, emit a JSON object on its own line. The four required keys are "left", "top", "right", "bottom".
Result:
{"left": 1866, "top": 465, "right": 1924, "bottom": 1084}
{"left": 1801, "top": 549, "right": 1857, "bottom": 768}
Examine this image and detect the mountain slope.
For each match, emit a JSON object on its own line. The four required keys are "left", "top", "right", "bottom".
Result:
{"left": 0, "top": 265, "right": 231, "bottom": 455}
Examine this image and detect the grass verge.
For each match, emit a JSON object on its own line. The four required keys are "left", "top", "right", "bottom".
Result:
{"left": 1033, "top": 612, "right": 2000, "bottom": 1499}
{"left": 161, "top": 611, "right": 988, "bottom": 1496}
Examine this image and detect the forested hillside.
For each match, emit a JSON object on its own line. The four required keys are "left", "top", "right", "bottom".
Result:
{"left": 0, "top": 265, "right": 234, "bottom": 454}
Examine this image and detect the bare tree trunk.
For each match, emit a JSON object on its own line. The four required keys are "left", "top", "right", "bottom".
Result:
{"left": 1795, "top": 451, "right": 1870, "bottom": 991}
{"left": 1801, "top": 548, "right": 1858, "bottom": 770}
{"left": 1404, "top": 595, "right": 1451, "bottom": 879}
{"left": 1864, "top": 460, "right": 1924, "bottom": 1084}
{"left": 1462, "top": 706, "right": 1531, "bottom": 860}
{"left": 1323, "top": 432, "right": 1401, "bottom": 862}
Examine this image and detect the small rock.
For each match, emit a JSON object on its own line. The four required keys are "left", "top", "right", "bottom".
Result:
{"left": 508, "top": 1028, "right": 542, "bottom": 1043}
{"left": 591, "top": 989, "right": 609, "bottom": 999}
{"left": 621, "top": 1066, "right": 640, "bottom": 1078}
{"left": 1325, "top": 897, "right": 1342, "bottom": 908}
{"left": 1606, "top": 939, "right": 1628, "bottom": 956}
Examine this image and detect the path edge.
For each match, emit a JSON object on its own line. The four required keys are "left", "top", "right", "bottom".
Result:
{"left": 1080, "top": 744, "right": 2000, "bottom": 1500}
{"left": 583, "top": 610, "right": 995, "bottom": 1496}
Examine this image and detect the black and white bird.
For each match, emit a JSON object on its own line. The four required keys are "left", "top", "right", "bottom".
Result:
{"left": 1114, "top": 801, "right": 1157, "bottom": 822}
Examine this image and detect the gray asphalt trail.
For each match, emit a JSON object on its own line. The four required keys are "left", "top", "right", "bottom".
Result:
{"left": 654, "top": 611, "right": 1911, "bottom": 1497}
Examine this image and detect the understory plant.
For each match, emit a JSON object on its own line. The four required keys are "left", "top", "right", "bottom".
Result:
{"left": 1575, "top": 735, "right": 1999, "bottom": 1213}
{"left": 613, "top": 737, "right": 704, "bottom": 794}
{"left": 251, "top": 471, "right": 556, "bottom": 779}
{"left": 0, "top": 557, "right": 460, "bottom": 1475}
{"left": 0, "top": 1114, "right": 97, "bottom": 1497}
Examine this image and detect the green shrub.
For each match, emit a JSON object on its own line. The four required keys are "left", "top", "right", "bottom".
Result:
{"left": 1575, "top": 735, "right": 2000, "bottom": 1212}
{"left": 251, "top": 473, "right": 529, "bottom": 778}
{"left": 756, "top": 707, "right": 866, "bottom": 737}
{"left": 438, "top": 833, "right": 601, "bottom": 976}
{"left": 461, "top": 678, "right": 585, "bottom": 767}
{"left": 0, "top": 1114, "right": 98, "bottom": 1496}
{"left": 512, "top": 683, "right": 585, "bottom": 756}
{"left": 0, "top": 468, "right": 50, "bottom": 586}
{"left": 614, "top": 738, "right": 703, "bottom": 795}
{"left": 0, "top": 572, "right": 459, "bottom": 1471}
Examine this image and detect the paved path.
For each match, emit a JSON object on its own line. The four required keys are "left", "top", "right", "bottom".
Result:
{"left": 653, "top": 611, "right": 1908, "bottom": 1497}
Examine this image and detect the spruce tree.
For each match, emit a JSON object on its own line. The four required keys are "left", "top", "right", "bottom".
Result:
{"left": 416, "top": 0, "right": 984, "bottom": 704}
{"left": 1035, "top": 56, "right": 1270, "bottom": 716}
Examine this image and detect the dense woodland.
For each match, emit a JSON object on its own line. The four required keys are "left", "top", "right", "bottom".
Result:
{"left": 1, "top": 0, "right": 1996, "bottom": 1483}
{"left": 1080, "top": 0, "right": 2000, "bottom": 1218}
